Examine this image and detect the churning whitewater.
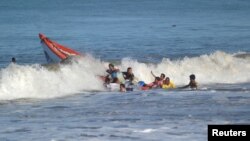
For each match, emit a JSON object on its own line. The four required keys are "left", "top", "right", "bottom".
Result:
{"left": 0, "top": 51, "right": 249, "bottom": 100}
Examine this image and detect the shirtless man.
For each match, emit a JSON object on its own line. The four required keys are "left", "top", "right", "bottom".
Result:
{"left": 180, "top": 74, "right": 198, "bottom": 89}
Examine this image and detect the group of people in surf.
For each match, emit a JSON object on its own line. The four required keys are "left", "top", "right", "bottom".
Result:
{"left": 100, "top": 63, "right": 198, "bottom": 92}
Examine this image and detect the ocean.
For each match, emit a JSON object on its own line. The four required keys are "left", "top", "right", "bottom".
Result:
{"left": 0, "top": 0, "right": 250, "bottom": 140}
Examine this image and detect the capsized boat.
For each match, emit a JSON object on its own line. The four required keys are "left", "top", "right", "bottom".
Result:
{"left": 39, "top": 33, "right": 81, "bottom": 63}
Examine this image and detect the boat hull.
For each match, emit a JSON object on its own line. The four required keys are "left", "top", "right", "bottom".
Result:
{"left": 39, "top": 33, "right": 80, "bottom": 63}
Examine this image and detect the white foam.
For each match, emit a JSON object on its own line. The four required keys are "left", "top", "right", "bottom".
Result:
{"left": 0, "top": 51, "right": 249, "bottom": 100}
{"left": 118, "top": 51, "right": 250, "bottom": 85}
{"left": 0, "top": 55, "right": 106, "bottom": 100}
{"left": 133, "top": 128, "right": 157, "bottom": 133}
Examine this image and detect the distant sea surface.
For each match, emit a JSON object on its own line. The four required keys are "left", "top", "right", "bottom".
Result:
{"left": 0, "top": 0, "right": 250, "bottom": 65}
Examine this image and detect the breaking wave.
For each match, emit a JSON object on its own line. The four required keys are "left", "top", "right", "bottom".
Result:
{"left": 0, "top": 51, "right": 249, "bottom": 100}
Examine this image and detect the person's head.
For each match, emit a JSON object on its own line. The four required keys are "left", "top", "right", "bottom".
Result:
{"left": 164, "top": 77, "right": 170, "bottom": 84}
{"left": 189, "top": 74, "right": 196, "bottom": 81}
{"left": 120, "top": 84, "right": 125, "bottom": 89}
{"left": 127, "top": 67, "right": 132, "bottom": 74}
{"left": 108, "top": 63, "right": 115, "bottom": 70}
{"left": 105, "top": 77, "right": 111, "bottom": 84}
{"left": 155, "top": 77, "right": 161, "bottom": 82}
{"left": 160, "top": 73, "right": 165, "bottom": 80}
{"left": 120, "top": 84, "right": 126, "bottom": 92}
{"left": 11, "top": 57, "right": 16, "bottom": 63}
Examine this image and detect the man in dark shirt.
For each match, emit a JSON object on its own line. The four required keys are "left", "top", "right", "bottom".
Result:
{"left": 122, "top": 67, "right": 134, "bottom": 82}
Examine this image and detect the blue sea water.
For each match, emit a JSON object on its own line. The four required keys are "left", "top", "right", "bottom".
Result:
{"left": 0, "top": 0, "right": 250, "bottom": 140}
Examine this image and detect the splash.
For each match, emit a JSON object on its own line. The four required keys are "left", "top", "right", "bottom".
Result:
{"left": 119, "top": 51, "right": 250, "bottom": 85}
{"left": 0, "top": 55, "right": 106, "bottom": 100}
{"left": 0, "top": 51, "right": 249, "bottom": 100}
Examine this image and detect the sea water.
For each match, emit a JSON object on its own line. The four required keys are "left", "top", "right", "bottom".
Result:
{"left": 0, "top": 0, "right": 250, "bottom": 140}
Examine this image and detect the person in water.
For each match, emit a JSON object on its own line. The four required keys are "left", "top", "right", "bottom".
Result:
{"left": 102, "top": 63, "right": 120, "bottom": 83}
{"left": 151, "top": 71, "right": 165, "bottom": 86}
{"left": 11, "top": 57, "right": 16, "bottom": 63}
{"left": 162, "top": 77, "right": 176, "bottom": 89}
{"left": 106, "top": 63, "right": 119, "bottom": 78}
{"left": 122, "top": 67, "right": 134, "bottom": 82}
{"left": 99, "top": 63, "right": 119, "bottom": 84}
{"left": 142, "top": 77, "right": 162, "bottom": 90}
{"left": 181, "top": 74, "right": 198, "bottom": 89}
{"left": 120, "top": 84, "right": 126, "bottom": 92}
{"left": 103, "top": 77, "right": 111, "bottom": 87}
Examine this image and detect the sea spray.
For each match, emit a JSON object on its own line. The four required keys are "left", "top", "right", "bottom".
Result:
{"left": 119, "top": 51, "right": 250, "bottom": 85}
{"left": 0, "top": 51, "right": 249, "bottom": 100}
{"left": 0, "top": 55, "right": 106, "bottom": 100}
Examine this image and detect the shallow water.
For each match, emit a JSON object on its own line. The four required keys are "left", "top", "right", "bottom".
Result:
{"left": 0, "top": 90, "right": 249, "bottom": 141}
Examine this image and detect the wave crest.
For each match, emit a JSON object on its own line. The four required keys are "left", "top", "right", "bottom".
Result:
{"left": 0, "top": 51, "right": 249, "bottom": 100}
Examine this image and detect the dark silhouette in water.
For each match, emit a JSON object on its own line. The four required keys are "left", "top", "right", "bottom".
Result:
{"left": 180, "top": 74, "right": 198, "bottom": 90}
{"left": 11, "top": 57, "right": 16, "bottom": 63}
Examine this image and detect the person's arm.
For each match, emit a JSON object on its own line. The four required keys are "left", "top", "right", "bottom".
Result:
{"left": 151, "top": 71, "right": 157, "bottom": 78}
{"left": 106, "top": 69, "right": 111, "bottom": 74}
{"left": 115, "top": 68, "right": 120, "bottom": 72}
{"left": 178, "top": 82, "right": 190, "bottom": 89}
